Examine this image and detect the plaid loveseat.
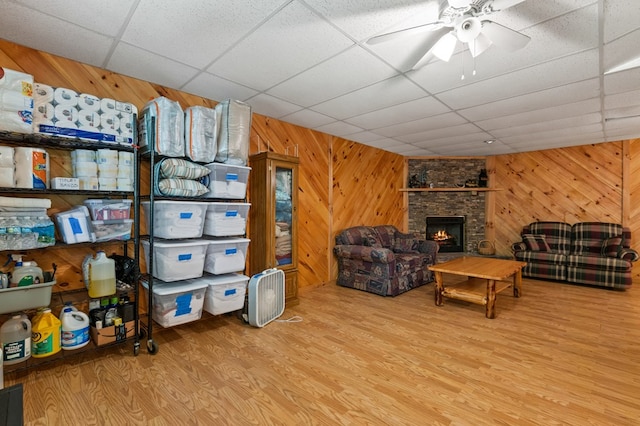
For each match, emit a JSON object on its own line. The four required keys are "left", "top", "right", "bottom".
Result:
{"left": 512, "top": 221, "right": 639, "bottom": 289}
{"left": 333, "top": 225, "right": 438, "bottom": 296}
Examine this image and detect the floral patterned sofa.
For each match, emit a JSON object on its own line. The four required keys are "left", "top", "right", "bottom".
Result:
{"left": 512, "top": 221, "right": 639, "bottom": 289}
{"left": 333, "top": 225, "right": 439, "bottom": 296}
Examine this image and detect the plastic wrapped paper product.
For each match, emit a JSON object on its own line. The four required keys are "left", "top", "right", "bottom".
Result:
{"left": 214, "top": 99, "right": 251, "bottom": 166}
{"left": 185, "top": 106, "right": 217, "bottom": 163}
{"left": 0, "top": 67, "right": 34, "bottom": 134}
{"left": 139, "top": 97, "right": 185, "bottom": 157}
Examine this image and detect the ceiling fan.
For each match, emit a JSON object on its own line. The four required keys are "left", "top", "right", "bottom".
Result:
{"left": 367, "top": 0, "right": 531, "bottom": 70}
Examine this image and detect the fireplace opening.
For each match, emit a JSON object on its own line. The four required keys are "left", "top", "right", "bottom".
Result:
{"left": 426, "top": 216, "right": 465, "bottom": 253}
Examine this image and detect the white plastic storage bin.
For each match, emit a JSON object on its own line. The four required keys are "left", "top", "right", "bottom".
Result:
{"left": 92, "top": 219, "right": 133, "bottom": 242}
{"left": 203, "top": 203, "right": 250, "bottom": 236}
{"left": 141, "top": 200, "right": 208, "bottom": 239}
{"left": 201, "top": 273, "right": 249, "bottom": 315}
{"left": 203, "top": 163, "right": 250, "bottom": 199}
{"left": 84, "top": 199, "right": 132, "bottom": 220}
{"left": 141, "top": 278, "right": 208, "bottom": 327}
{"left": 204, "top": 238, "right": 250, "bottom": 275}
{"left": 142, "top": 239, "right": 209, "bottom": 282}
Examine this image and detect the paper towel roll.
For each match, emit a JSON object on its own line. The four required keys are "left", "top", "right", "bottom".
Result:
{"left": 100, "top": 98, "right": 117, "bottom": 114}
{"left": 0, "top": 89, "right": 34, "bottom": 110}
{"left": 100, "top": 113, "right": 119, "bottom": 135}
{"left": 34, "top": 102, "right": 54, "bottom": 121}
{"left": 54, "top": 104, "right": 78, "bottom": 125}
{"left": 0, "top": 166, "right": 14, "bottom": 187}
{"left": 77, "top": 111, "right": 101, "bottom": 129}
{"left": 72, "top": 161, "right": 98, "bottom": 177}
{"left": 0, "top": 110, "right": 33, "bottom": 133}
{"left": 117, "top": 165, "right": 134, "bottom": 178}
{"left": 71, "top": 149, "right": 95, "bottom": 162}
{"left": 0, "top": 146, "right": 13, "bottom": 167}
{"left": 33, "top": 83, "right": 54, "bottom": 103}
{"left": 78, "top": 93, "right": 101, "bottom": 112}
{"left": 14, "top": 147, "right": 49, "bottom": 189}
{"left": 0, "top": 68, "right": 34, "bottom": 94}
{"left": 53, "top": 87, "right": 78, "bottom": 106}
{"left": 118, "top": 151, "right": 134, "bottom": 165}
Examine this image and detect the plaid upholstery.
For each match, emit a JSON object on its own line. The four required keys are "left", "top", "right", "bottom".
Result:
{"left": 523, "top": 234, "right": 551, "bottom": 251}
{"left": 513, "top": 221, "right": 638, "bottom": 289}
{"left": 334, "top": 225, "right": 437, "bottom": 296}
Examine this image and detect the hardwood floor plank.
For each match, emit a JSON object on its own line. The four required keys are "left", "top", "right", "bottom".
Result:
{"left": 5, "top": 278, "right": 640, "bottom": 425}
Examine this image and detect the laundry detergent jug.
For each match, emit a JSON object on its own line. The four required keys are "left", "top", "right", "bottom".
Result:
{"left": 31, "top": 308, "right": 61, "bottom": 358}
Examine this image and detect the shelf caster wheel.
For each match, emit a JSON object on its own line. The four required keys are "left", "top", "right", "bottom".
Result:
{"left": 134, "top": 341, "right": 140, "bottom": 356}
{"left": 147, "top": 339, "right": 159, "bottom": 355}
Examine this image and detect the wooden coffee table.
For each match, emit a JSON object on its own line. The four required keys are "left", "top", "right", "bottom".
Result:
{"left": 428, "top": 256, "right": 527, "bottom": 319}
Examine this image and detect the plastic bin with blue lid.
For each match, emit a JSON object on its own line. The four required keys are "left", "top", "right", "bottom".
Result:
{"left": 141, "top": 278, "right": 208, "bottom": 327}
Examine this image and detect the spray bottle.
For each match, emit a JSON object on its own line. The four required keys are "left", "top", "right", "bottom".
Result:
{"left": 10, "top": 254, "right": 43, "bottom": 287}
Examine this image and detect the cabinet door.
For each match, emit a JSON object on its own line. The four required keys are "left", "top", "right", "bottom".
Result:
{"left": 273, "top": 162, "right": 296, "bottom": 269}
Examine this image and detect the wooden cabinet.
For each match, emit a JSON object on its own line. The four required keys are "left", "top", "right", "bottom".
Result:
{"left": 249, "top": 152, "right": 299, "bottom": 306}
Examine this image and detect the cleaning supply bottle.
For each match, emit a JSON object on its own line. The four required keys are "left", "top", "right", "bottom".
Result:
{"left": 1, "top": 313, "right": 32, "bottom": 364}
{"left": 31, "top": 308, "right": 61, "bottom": 358}
{"left": 10, "top": 254, "right": 44, "bottom": 287}
{"left": 60, "top": 307, "right": 90, "bottom": 350}
{"left": 83, "top": 251, "right": 116, "bottom": 298}
{"left": 104, "top": 296, "right": 120, "bottom": 327}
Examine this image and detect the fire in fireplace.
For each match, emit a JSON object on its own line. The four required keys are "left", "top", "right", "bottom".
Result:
{"left": 426, "top": 216, "right": 465, "bottom": 252}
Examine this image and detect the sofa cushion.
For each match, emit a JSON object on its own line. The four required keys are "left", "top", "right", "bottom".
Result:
{"left": 335, "top": 226, "right": 380, "bottom": 247}
{"left": 527, "top": 222, "right": 572, "bottom": 254}
{"left": 523, "top": 234, "right": 551, "bottom": 252}
{"left": 571, "top": 222, "right": 625, "bottom": 255}
{"left": 566, "top": 254, "right": 631, "bottom": 273}
{"left": 373, "top": 225, "right": 397, "bottom": 248}
{"left": 601, "top": 235, "right": 623, "bottom": 258}
{"left": 393, "top": 236, "right": 418, "bottom": 253}
{"left": 515, "top": 250, "right": 567, "bottom": 265}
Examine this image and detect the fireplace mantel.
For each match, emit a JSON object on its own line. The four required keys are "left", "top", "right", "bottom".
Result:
{"left": 400, "top": 188, "right": 501, "bottom": 192}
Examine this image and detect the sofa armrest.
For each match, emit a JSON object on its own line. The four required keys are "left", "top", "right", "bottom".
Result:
{"left": 511, "top": 242, "right": 527, "bottom": 253}
{"left": 417, "top": 240, "right": 439, "bottom": 263}
{"left": 619, "top": 248, "right": 640, "bottom": 262}
{"left": 333, "top": 245, "right": 395, "bottom": 263}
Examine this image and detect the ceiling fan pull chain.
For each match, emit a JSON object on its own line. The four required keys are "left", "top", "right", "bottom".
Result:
{"left": 461, "top": 50, "right": 465, "bottom": 80}
{"left": 472, "top": 40, "right": 477, "bottom": 76}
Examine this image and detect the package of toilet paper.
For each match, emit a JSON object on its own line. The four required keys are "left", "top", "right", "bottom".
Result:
{"left": 0, "top": 67, "right": 34, "bottom": 134}
{"left": 33, "top": 83, "right": 137, "bottom": 144}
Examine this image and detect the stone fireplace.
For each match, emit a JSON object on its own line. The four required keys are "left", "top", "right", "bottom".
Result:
{"left": 426, "top": 216, "right": 465, "bottom": 252}
{"left": 407, "top": 158, "right": 486, "bottom": 254}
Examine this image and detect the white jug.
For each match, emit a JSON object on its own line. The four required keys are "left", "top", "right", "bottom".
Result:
{"left": 83, "top": 251, "right": 116, "bottom": 298}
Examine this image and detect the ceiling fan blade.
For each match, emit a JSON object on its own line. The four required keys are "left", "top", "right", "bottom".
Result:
{"left": 410, "top": 27, "right": 453, "bottom": 70}
{"left": 488, "top": 0, "right": 527, "bottom": 12}
{"left": 367, "top": 22, "right": 445, "bottom": 45}
{"left": 430, "top": 32, "right": 459, "bottom": 62}
{"left": 481, "top": 21, "right": 530, "bottom": 51}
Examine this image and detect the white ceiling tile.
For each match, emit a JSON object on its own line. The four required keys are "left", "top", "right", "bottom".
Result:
{"left": 459, "top": 79, "right": 600, "bottom": 121}
{"left": 371, "top": 112, "right": 468, "bottom": 138}
{"left": 315, "top": 121, "right": 363, "bottom": 137}
{"left": 245, "top": 93, "right": 302, "bottom": 119}
{"left": 390, "top": 145, "right": 432, "bottom": 155}
{"left": 12, "top": 0, "right": 137, "bottom": 37}
{"left": 345, "top": 96, "right": 450, "bottom": 130}
{"left": 0, "top": 2, "right": 114, "bottom": 67}
{"left": 604, "top": 67, "right": 640, "bottom": 94}
{"left": 280, "top": 109, "right": 335, "bottom": 129}
{"left": 398, "top": 124, "right": 488, "bottom": 144}
{"left": 123, "top": 0, "right": 285, "bottom": 69}
{"left": 310, "top": 75, "right": 426, "bottom": 119}
{"left": 210, "top": 1, "right": 354, "bottom": 91}
{"left": 343, "top": 130, "right": 391, "bottom": 143}
{"left": 605, "top": 89, "right": 640, "bottom": 110}
{"left": 604, "top": 0, "right": 640, "bottom": 42}
{"left": 476, "top": 99, "right": 601, "bottom": 132}
{"left": 266, "top": 46, "right": 397, "bottom": 106}
{"left": 362, "top": 138, "right": 410, "bottom": 149}
{"left": 108, "top": 43, "right": 199, "bottom": 90}
{"left": 436, "top": 50, "right": 600, "bottom": 110}
{"left": 410, "top": 131, "right": 494, "bottom": 148}
{"left": 604, "top": 29, "right": 640, "bottom": 73}
{"left": 182, "top": 72, "right": 258, "bottom": 103}
{"left": 491, "top": 113, "right": 602, "bottom": 138}
{"left": 500, "top": 123, "right": 604, "bottom": 144}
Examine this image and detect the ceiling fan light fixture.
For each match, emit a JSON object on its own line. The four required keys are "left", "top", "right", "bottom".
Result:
{"left": 456, "top": 17, "right": 482, "bottom": 43}
{"left": 431, "top": 32, "right": 458, "bottom": 62}
{"left": 469, "top": 32, "right": 492, "bottom": 57}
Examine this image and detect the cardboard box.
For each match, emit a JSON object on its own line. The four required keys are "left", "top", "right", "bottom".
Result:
{"left": 51, "top": 177, "right": 80, "bottom": 190}
{"left": 90, "top": 320, "right": 137, "bottom": 346}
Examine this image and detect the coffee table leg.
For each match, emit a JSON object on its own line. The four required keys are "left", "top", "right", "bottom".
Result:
{"left": 513, "top": 270, "right": 522, "bottom": 297}
{"left": 486, "top": 279, "right": 496, "bottom": 319}
{"left": 434, "top": 271, "right": 443, "bottom": 306}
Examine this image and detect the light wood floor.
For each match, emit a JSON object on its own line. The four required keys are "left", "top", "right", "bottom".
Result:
{"left": 5, "top": 276, "right": 640, "bottom": 425}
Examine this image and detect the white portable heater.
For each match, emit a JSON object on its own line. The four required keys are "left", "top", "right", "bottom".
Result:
{"left": 246, "top": 268, "right": 285, "bottom": 327}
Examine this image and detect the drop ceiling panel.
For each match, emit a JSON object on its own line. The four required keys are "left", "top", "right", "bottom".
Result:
{"left": 371, "top": 112, "right": 469, "bottom": 138}
{"left": 310, "top": 75, "right": 426, "bottom": 119}
{"left": 245, "top": 93, "right": 302, "bottom": 119}
{"left": 398, "top": 123, "right": 487, "bottom": 144}
{"left": 209, "top": 2, "right": 354, "bottom": 91}
{"left": 604, "top": 89, "right": 640, "bottom": 110}
{"left": 491, "top": 113, "right": 602, "bottom": 138}
{"left": 411, "top": 131, "right": 495, "bottom": 149}
{"left": 280, "top": 109, "right": 335, "bottom": 129}
{"left": 459, "top": 79, "right": 600, "bottom": 121}
{"left": 437, "top": 50, "right": 599, "bottom": 110}
{"left": 604, "top": 67, "right": 640, "bottom": 94}
{"left": 266, "top": 46, "right": 397, "bottom": 106}
{"left": 182, "top": 73, "right": 259, "bottom": 103}
{"left": 603, "top": 29, "right": 640, "bottom": 72}
{"left": 107, "top": 43, "right": 200, "bottom": 89}
{"left": 604, "top": 0, "right": 640, "bottom": 42}
{"left": 500, "top": 123, "right": 604, "bottom": 144}
{"left": 345, "top": 97, "right": 451, "bottom": 130}
{"left": 11, "top": 0, "right": 137, "bottom": 37}
{"left": 315, "top": 121, "right": 363, "bottom": 137}
{"left": 123, "top": 0, "right": 286, "bottom": 69}
{"left": 476, "top": 99, "right": 601, "bottom": 132}
{"left": 0, "top": 2, "right": 114, "bottom": 67}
